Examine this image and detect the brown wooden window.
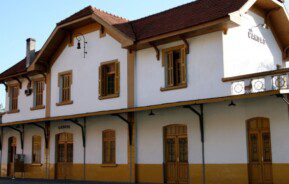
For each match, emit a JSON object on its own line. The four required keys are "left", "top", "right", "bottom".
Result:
{"left": 32, "top": 135, "right": 41, "bottom": 164}
{"left": 99, "top": 60, "right": 120, "bottom": 99}
{"left": 8, "top": 85, "right": 19, "bottom": 113}
{"left": 57, "top": 71, "right": 73, "bottom": 106}
{"left": 32, "top": 79, "right": 45, "bottom": 110}
{"left": 161, "top": 45, "right": 187, "bottom": 91}
{"left": 102, "top": 130, "right": 116, "bottom": 164}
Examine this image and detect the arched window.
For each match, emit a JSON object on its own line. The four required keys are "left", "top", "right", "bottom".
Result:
{"left": 32, "top": 135, "right": 41, "bottom": 164}
{"left": 102, "top": 130, "right": 115, "bottom": 164}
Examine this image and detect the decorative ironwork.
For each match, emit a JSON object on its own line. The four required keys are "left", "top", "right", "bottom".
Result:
{"left": 232, "top": 81, "right": 245, "bottom": 95}
{"left": 272, "top": 75, "right": 287, "bottom": 90}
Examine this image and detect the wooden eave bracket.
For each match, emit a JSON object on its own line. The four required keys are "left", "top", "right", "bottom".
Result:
{"left": 1, "top": 82, "right": 8, "bottom": 92}
{"left": 38, "top": 71, "right": 47, "bottom": 81}
{"left": 111, "top": 113, "right": 133, "bottom": 145}
{"left": 31, "top": 122, "right": 49, "bottom": 149}
{"left": 22, "top": 75, "right": 32, "bottom": 88}
{"left": 13, "top": 77, "right": 22, "bottom": 89}
{"left": 284, "top": 45, "right": 289, "bottom": 60}
{"left": 180, "top": 36, "right": 190, "bottom": 54}
{"left": 5, "top": 125, "right": 24, "bottom": 150}
{"left": 65, "top": 118, "right": 86, "bottom": 148}
{"left": 149, "top": 42, "right": 160, "bottom": 60}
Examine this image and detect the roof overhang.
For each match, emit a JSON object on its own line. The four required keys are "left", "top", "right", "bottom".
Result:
{"left": 132, "top": 15, "right": 242, "bottom": 50}
{"left": 0, "top": 90, "right": 283, "bottom": 127}
{"left": 28, "top": 14, "right": 134, "bottom": 72}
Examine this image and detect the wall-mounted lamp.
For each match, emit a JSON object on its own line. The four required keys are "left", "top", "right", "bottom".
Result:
{"left": 249, "top": 23, "right": 268, "bottom": 32}
{"left": 75, "top": 33, "right": 88, "bottom": 58}
{"left": 228, "top": 100, "right": 236, "bottom": 107}
{"left": 149, "top": 110, "right": 155, "bottom": 116}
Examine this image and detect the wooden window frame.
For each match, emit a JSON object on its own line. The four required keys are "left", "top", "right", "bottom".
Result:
{"left": 56, "top": 70, "right": 73, "bottom": 106}
{"left": 98, "top": 60, "right": 120, "bottom": 100}
{"left": 161, "top": 45, "right": 187, "bottom": 92}
{"left": 102, "top": 129, "right": 116, "bottom": 165}
{"left": 31, "top": 78, "right": 45, "bottom": 111}
{"left": 32, "top": 135, "right": 42, "bottom": 165}
{"left": 7, "top": 84, "right": 20, "bottom": 114}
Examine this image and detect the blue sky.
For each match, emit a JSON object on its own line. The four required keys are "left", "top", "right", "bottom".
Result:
{"left": 0, "top": 0, "right": 289, "bottom": 107}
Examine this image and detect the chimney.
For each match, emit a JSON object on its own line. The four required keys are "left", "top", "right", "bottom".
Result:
{"left": 26, "top": 38, "right": 36, "bottom": 68}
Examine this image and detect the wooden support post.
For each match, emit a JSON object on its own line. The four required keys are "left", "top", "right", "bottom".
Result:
{"left": 127, "top": 112, "right": 136, "bottom": 183}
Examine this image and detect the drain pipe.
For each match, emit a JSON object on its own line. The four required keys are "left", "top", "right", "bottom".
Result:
{"left": 184, "top": 104, "right": 206, "bottom": 184}
{"left": 0, "top": 127, "right": 3, "bottom": 177}
{"left": 83, "top": 117, "right": 87, "bottom": 180}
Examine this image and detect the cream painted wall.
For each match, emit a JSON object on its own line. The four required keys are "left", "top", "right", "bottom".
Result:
{"left": 50, "top": 31, "right": 128, "bottom": 117}
{"left": 2, "top": 75, "right": 46, "bottom": 123}
{"left": 1, "top": 122, "right": 46, "bottom": 165}
{"left": 49, "top": 115, "right": 128, "bottom": 164}
{"left": 223, "top": 11, "right": 283, "bottom": 77}
{"left": 135, "top": 31, "right": 230, "bottom": 107}
{"left": 0, "top": 97, "right": 288, "bottom": 167}
{"left": 136, "top": 96, "right": 289, "bottom": 164}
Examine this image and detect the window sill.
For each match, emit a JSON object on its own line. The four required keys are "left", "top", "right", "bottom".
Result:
{"left": 7, "top": 110, "right": 20, "bottom": 114}
{"left": 56, "top": 101, "right": 73, "bottom": 106}
{"left": 99, "top": 93, "right": 119, "bottom": 100}
{"left": 160, "top": 84, "right": 187, "bottom": 92}
{"left": 30, "top": 105, "right": 45, "bottom": 111}
{"left": 101, "top": 164, "right": 117, "bottom": 167}
{"left": 31, "top": 163, "right": 42, "bottom": 166}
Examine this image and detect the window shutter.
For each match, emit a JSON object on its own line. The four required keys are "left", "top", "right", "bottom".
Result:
{"left": 114, "top": 62, "right": 120, "bottom": 95}
{"left": 59, "top": 76, "right": 63, "bottom": 102}
{"left": 33, "top": 82, "right": 37, "bottom": 107}
{"left": 8, "top": 87, "right": 12, "bottom": 111}
{"left": 180, "top": 48, "right": 187, "bottom": 84}
{"left": 167, "top": 51, "right": 174, "bottom": 87}
{"left": 98, "top": 66, "right": 103, "bottom": 97}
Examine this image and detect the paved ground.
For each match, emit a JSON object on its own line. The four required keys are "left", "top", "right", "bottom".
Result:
{"left": 0, "top": 178, "right": 129, "bottom": 184}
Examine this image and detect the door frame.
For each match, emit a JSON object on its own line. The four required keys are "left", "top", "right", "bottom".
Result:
{"left": 7, "top": 136, "right": 16, "bottom": 177}
{"left": 246, "top": 117, "right": 273, "bottom": 184}
{"left": 55, "top": 132, "right": 73, "bottom": 180}
{"left": 163, "top": 124, "right": 189, "bottom": 184}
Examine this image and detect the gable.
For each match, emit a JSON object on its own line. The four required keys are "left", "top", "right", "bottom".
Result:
{"left": 233, "top": 0, "right": 289, "bottom": 60}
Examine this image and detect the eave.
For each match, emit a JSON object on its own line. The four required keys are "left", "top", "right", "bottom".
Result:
{"left": 131, "top": 15, "right": 241, "bottom": 51}
{"left": 28, "top": 14, "right": 134, "bottom": 73}
{"left": 0, "top": 90, "right": 282, "bottom": 127}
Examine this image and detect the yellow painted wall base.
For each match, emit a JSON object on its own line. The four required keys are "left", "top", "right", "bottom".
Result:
{"left": 1, "top": 163, "right": 289, "bottom": 184}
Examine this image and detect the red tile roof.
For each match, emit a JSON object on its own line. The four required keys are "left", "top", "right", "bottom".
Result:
{"left": 115, "top": 0, "right": 247, "bottom": 40}
{"left": 57, "top": 5, "right": 129, "bottom": 26}
{"left": 1, "top": 0, "right": 249, "bottom": 79}
{"left": 0, "top": 51, "right": 39, "bottom": 79}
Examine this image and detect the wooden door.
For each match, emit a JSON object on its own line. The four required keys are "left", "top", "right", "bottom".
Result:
{"left": 7, "top": 137, "right": 16, "bottom": 177}
{"left": 247, "top": 118, "right": 273, "bottom": 184}
{"left": 55, "top": 133, "right": 73, "bottom": 180}
{"left": 164, "top": 125, "right": 188, "bottom": 184}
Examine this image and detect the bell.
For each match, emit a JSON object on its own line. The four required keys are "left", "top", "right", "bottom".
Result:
{"left": 77, "top": 41, "right": 81, "bottom": 49}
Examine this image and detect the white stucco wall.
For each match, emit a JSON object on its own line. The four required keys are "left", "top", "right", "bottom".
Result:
{"left": 135, "top": 31, "right": 230, "bottom": 107}
{"left": 136, "top": 96, "right": 289, "bottom": 164}
{"left": 49, "top": 115, "right": 128, "bottom": 164}
{"left": 50, "top": 31, "right": 128, "bottom": 117}
{"left": 223, "top": 11, "right": 283, "bottom": 77}
{"left": 1, "top": 96, "right": 288, "bottom": 166}
{"left": 1, "top": 122, "right": 46, "bottom": 165}
{"left": 2, "top": 76, "right": 46, "bottom": 123}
